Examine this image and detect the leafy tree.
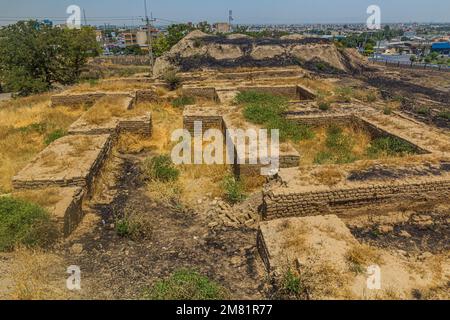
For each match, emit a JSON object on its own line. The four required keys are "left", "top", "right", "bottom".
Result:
{"left": 0, "top": 21, "right": 100, "bottom": 96}
{"left": 166, "top": 24, "right": 195, "bottom": 48}
{"left": 123, "top": 44, "right": 145, "bottom": 55}
{"left": 153, "top": 34, "right": 171, "bottom": 57}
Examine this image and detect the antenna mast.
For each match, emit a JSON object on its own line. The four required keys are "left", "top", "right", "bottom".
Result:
{"left": 144, "top": 0, "right": 155, "bottom": 71}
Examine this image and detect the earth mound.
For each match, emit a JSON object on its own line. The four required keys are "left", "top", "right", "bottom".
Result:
{"left": 153, "top": 31, "right": 369, "bottom": 77}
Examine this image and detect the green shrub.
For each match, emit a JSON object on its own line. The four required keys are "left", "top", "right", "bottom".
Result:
{"left": 172, "top": 96, "right": 195, "bottom": 108}
{"left": 143, "top": 155, "right": 180, "bottom": 182}
{"left": 365, "top": 93, "right": 377, "bottom": 103}
{"left": 318, "top": 101, "right": 330, "bottom": 111}
{"left": 313, "top": 126, "right": 358, "bottom": 164}
{"left": 16, "top": 122, "right": 47, "bottom": 134}
{"left": 44, "top": 129, "right": 66, "bottom": 145}
{"left": 314, "top": 151, "right": 333, "bottom": 165}
{"left": 164, "top": 70, "right": 182, "bottom": 91}
{"left": 383, "top": 106, "right": 392, "bottom": 115}
{"left": 437, "top": 111, "right": 450, "bottom": 120}
{"left": 238, "top": 91, "right": 314, "bottom": 142}
{"left": 367, "top": 137, "right": 416, "bottom": 158}
{"left": 222, "top": 175, "right": 246, "bottom": 204}
{"left": 143, "top": 269, "right": 228, "bottom": 300}
{"left": 115, "top": 209, "right": 153, "bottom": 241}
{"left": 235, "top": 91, "right": 287, "bottom": 106}
{"left": 417, "top": 106, "right": 430, "bottom": 116}
{"left": 281, "top": 268, "right": 302, "bottom": 296}
{"left": 335, "top": 87, "right": 353, "bottom": 103}
{"left": 0, "top": 197, "right": 58, "bottom": 251}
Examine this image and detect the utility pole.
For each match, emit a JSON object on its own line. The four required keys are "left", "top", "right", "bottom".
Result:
{"left": 83, "top": 9, "right": 88, "bottom": 26}
{"left": 144, "top": 0, "right": 156, "bottom": 71}
{"left": 228, "top": 10, "right": 234, "bottom": 32}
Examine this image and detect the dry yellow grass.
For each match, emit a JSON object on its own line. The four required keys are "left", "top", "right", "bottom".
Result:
{"left": 116, "top": 133, "right": 155, "bottom": 154}
{"left": 345, "top": 244, "right": 384, "bottom": 270}
{"left": 82, "top": 96, "right": 128, "bottom": 125}
{"left": 69, "top": 80, "right": 152, "bottom": 93}
{"left": 1, "top": 248, "right": 69, "bottom": 300}
{"left": 0, "top": 96, "right": 84, "bottom": 193}
{"left": 312, "top": 167, "right": 344, "bottom": 186}
{"left": 135, "top": 102, "right": 184, "bottom": 153}
{"left": 13, "top": 188, "right": 62, "bottom": 208}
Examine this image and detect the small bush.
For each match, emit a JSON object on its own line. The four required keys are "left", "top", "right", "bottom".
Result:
{"left": 383, "top": 106, "right": 392, "bottom": 115}
{"left": 313, "top": 151, "right": 333, "bottom": 165}
{"left": 164, "top": 70, "right": 182, "bottom": 91}
{"left": 0, "top": 197, "right": 58, "bottom": 252}
{"left": 281, "top": 268, "right": 302, "bottom": 296}
{"left": 17, "top": 122, "right": 47, "bottom": 134}
{"left": 143, "top": 155, "right": 180, "bottom": 182}
{"left": 222, "top": 175, "right": 246, "bottom": 204}
{"left": 367, "top": 137, "right": 416, "bottom": 158}
{"left": 115, "top": 209, "right": 153, "bottom": 241}
{"left": 417, "top": 106, "right": 430, "bottom": 116}
{"left": 365, "top": 92, "right": 377, "bottom": 103}
{"left": 44, "top": 129, "right": 66, "bottom": 145}
{"left": 143, "top": 269, "right": 228, "bottom": 300}
{"left": 335, "top": 87, "right": 353, "bottom": 103}
{"left": 437, "top": 111, "right": 450, "bottom": 120}
{"left": 318, "top": 101, "right": 330, "bottom": 111}
{"left": 172, "top": 96, "right": 195, "bottom": 108}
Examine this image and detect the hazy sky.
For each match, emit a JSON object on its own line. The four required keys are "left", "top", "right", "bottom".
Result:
{"left": 0, "top": 0, "right": 449, "bottom": 26}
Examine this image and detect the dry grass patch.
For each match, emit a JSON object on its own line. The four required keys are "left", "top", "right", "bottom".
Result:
{"left": 69, "top": 80, "right": 152, "bottom": 93}
{"left": 0, "top": 95, "right": 83, "bottom": 193}
{"left": 135, "top": 102, "right": 183, "bottom": 153}
{"left": 4, "top": 248, "right": 69, "bottom": 300}
{"left": 13, "top": 188, "right": 62, "bottom": 208}
{"left": 82, "top": 96, "right": 128, "bottom": 125}
{"left": 345, "top": 244, "right": 383, "bottom": 274}
{"left": 312, "top": 167, "right": 344, "bottom": 186}
{"left": 117, "top": 133, "right": 155, "bottom": 154}
{"left": 179, "top": 164, "right": 230, "bottom": 206}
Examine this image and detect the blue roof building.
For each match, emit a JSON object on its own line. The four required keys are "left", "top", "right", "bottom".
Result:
{"left": 431, "top": 42, "right": 450, "bottom": 55}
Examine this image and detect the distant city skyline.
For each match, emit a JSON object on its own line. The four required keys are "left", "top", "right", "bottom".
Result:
{"left": 1, "top": 0, "right": 450, "bottom": 26}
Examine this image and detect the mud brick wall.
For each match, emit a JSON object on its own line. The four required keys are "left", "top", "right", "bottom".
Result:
{"left": 68, "top": 126, "right": 119, "bottom": 136}
{"left": 119, "top": 113, "right": 152, "bottom": 137}
{"left": 51, "top": 93, "right": 106, "bottom": 107}
{"left": 184, "top": 115, "right": 224, "bottom": 136}
{"left": 297, "top": 85, "right": 317, "bottom": 100}
{"left": 12, "top": 135, "right": 114, "bottom": 193}
{"left": 51, "top": 92, "right": 134, "bottom": 108}
{"left": 182, "top": 87, "right": 219, "bottom": 101}
{"left": 216, "top": 69, "right": 304, "bottom": 81}
{"left": 135, "top": 90, "right": 161, "bottom": 104}
{"left": 262, "top": 178, "right": 450, "bottom": 220}
{"left": 237, "top": 85, "right": 316, "bottom": 100}
{"left": 54, "top": 188, "right": 85, "bottom": 237}
{"left": 289, "top": 114, "right": 357, "bottom": 127}
{"left": 93, "top": 55, "right": 151, "bottom": 66}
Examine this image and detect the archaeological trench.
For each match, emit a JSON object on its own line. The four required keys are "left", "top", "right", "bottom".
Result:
{"left": 8, "top": 32, "right": 450, "bottom": 299}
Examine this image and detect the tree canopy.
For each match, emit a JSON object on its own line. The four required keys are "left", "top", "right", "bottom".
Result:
{"left": 0, "top": 21, "right": 100, "bottom": 96}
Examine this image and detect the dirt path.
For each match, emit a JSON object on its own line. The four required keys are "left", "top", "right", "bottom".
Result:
{"left": 63, "top": 156, "right": 268, "bottom": 300}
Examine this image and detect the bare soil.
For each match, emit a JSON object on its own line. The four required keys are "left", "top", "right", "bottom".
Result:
{"left": 62, "top": 154, "right": 268, "bottom": 299}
